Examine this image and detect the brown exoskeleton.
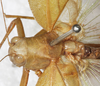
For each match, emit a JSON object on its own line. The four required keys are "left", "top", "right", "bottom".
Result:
{"left": 1, "top": 0, "right": 100, "bottom": 86}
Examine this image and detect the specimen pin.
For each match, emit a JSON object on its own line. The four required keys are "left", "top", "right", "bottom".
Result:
{"left": 50, "top": 24, "right": 81, "bottom": 46}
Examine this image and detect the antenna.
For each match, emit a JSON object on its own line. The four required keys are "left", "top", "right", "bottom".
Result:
{"left": 0, "top": 0, "right": 10, "bottom": 47}
{"left": 0, "top": 54, "right": 10, "bottom": 62}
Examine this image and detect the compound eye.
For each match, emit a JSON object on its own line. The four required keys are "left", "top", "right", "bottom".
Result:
{"left": 10, "top": 55, "right": 26, "bottom": 67}
{"left": 72, "top": 24, "right": 81, "bottom": 33}
{"left": 11, "top": 37, "right": 22, "bottom": 45}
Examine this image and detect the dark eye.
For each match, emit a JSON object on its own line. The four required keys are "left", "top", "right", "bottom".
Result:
{"left": 72, "top": 24, "right": 81, "bottom": 33}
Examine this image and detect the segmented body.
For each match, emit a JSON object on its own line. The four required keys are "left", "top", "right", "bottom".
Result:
{"left": 0, "top": 0, "right": 100, "bottom": 86}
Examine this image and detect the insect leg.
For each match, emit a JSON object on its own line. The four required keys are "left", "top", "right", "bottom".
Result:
{"left": 14, "top": 17, "right": 25, "bottom": 37}
{"left": 5, "top": 13, "right": 34, "bottom": 20}
{"left": 0, "top": 17, "right": 25, "bottom": 48}
{"left": 20, "top": 68, "right": 30, "bottom": 86}
{"left": 35, "top": 70, "right": 42, "bottom": 77}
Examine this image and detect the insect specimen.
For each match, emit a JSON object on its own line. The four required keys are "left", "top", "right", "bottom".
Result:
{"left": 0, "top": 0, "right": 100, "bottom": 86}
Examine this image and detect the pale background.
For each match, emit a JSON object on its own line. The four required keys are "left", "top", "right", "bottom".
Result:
{"left": 0, "top": 0, "right": 100, "bottom": 86}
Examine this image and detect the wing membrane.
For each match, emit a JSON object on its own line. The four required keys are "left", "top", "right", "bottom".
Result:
{"left": 36, "top": 59, "right": 66, "bottom": 86}
{"left": 28, "top": 0, "right": 69, "bottom": 32}
{"left": 57, "top": 0, "right": 82, "bottom": 24}
{"left": 57, "top": 56, "right": 80, "bottom": 86}
{"left": 77, "top": 0, "right": 100, "bottom": 44}
{"left": 77, "top": 59, "right": 100, "bottom": 86}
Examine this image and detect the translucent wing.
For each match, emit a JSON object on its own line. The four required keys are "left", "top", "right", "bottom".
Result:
{"left": 28, "top": 0, "right": 69, "bottom": 32}
{"left": 52, "top": 0, "right": 83, "bottom": 38}
{"left": 76, "top": 59, "right": 100, "bottom": 86}
{"left": 77, "top": 0, "right": 100, "bottom": 44}
{"left": 59, "top": 57, "right": 100, "bottom": 86}
{"left": 57, "top": 0, "right": 82, "bottom": 24}
{"left": 36, "top": 56, "right": 80, "bottom": 86}
{"left": 36, "top": 60, "right": 66, "bottom": 86}
{"left": 57, "top": 56, "right": 80, "bottom": 86}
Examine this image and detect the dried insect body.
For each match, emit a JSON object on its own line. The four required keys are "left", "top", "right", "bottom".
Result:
{"left": 0, "top": 0, "right": 100, "bottom": 86}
